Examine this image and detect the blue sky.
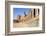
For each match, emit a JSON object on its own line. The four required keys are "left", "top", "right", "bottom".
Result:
{"left": 13, "top": 8, "right": 31, "bottom": 19}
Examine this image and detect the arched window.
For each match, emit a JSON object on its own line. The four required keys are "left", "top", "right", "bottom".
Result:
{"left": 18, "top": 15, "right": 21, "bottom": 20}
{"left": 34, "top": 9, "right": 36, "bottom": 18}
{"left": 38, "top": 9, "right": 39, "bottom": 16}
{"left": 31, "top": 11, "right": 32, "bottom": 18}
{"left": 24, "top": 12, "right": 27, "bottom": 17}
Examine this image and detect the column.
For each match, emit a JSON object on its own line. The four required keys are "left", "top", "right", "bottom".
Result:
{"left": 35, "top": 9, "right": 38, "bottom": 16}
{"left": 31, "top": 9, "right": 34, "bottom": 18}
